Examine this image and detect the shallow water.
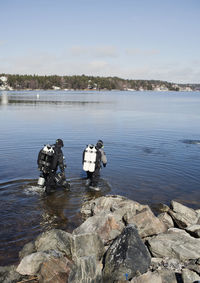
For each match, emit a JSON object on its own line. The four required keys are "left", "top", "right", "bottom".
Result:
{"left": 0, "top": 90, "right": 200, "bottom": 265}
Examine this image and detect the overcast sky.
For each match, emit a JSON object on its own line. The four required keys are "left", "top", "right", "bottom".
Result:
{"left": 1, "top": 0, "right": 200, "bottom": 83}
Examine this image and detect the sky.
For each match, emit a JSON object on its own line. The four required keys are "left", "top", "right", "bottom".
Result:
{"left": 1, "top": 0, "right": 200, "bottom": 83}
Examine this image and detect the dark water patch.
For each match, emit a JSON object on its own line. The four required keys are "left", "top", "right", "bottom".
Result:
{"left": 181, "top": 139, "right": 200, "bottom": 145}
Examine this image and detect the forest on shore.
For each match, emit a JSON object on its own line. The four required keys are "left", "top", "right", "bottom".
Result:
{"left": 0, "top": 73, "right": 199, "bottom": 91}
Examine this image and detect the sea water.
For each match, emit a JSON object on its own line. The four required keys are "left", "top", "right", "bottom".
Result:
{"left": 0, "top": 90, "right": 200, "bottom": 265}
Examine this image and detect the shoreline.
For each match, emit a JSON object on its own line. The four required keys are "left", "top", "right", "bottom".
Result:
{"left": 1, "top": 194, "right": 200, "bottom": 282}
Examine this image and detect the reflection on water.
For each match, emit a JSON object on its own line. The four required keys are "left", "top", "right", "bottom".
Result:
{"left": 0, "top": 90, "right": 200, "bottom": 265}
{"left": 0, "top": 91, "right": 8, "bottom": 105}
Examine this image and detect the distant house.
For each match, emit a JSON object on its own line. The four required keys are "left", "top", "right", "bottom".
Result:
{"left": 0, "top": 76, "right": 7, "bottom": 82}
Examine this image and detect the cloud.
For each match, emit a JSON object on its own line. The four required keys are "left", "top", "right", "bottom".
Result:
{"left": 125, "top": 48, "right": 160, "bottom": 56}
{"left": 1, "top": 51, "right": 200, "bottom": 83}
{"left": 69, "top": 45, "right": 118, "bottom": 58}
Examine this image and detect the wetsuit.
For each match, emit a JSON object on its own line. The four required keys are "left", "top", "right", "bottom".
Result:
{"left": 83, "top": 146, "right": 107, "bottom": 187}
{"left": 37, "top": 144, "right": 66, "bottom": 193}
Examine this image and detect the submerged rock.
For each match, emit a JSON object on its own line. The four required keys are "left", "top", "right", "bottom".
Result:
{"left": 103, "top": 224, "right": 151, "bottom": 282}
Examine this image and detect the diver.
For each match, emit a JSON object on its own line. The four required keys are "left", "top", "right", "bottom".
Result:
{"left": 37, "top": 139, "right": 69, "bottom": 193}
{"left": 83, "top": 140, "right": 107, "bottom": 190}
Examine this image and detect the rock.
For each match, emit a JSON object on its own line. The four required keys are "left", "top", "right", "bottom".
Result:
{"left": 72, "top": 233, "right": 104, "bottom": 260}
{"left": 127, "top": 208, "right": 167, "bottom": 238}
{"left": 35, "top": 229, "right": 73, "bottom": 258}
{"left": 73, "top": 255, "right": 103, "bottom": 283}
{"left": 182, "top": 268, "right": 200, "bottom": 283}
{"left": 156, "top": 269, "right": 178, "bottom": 283}
{"left": 169, "top": 200, "right": 198, "bottom": 228}
{"left": 150, "top": 257, "right": 184, "bottom": 273}
{"left": 147, "top": 228, "right": 200, "bottom": 261}
{"left": 73, "top": 211, "right": 124, "bottom": 244}
{"left": 81, "top": 195, "right": 148, "bottom": 220}
{"left": 39, "top": 257, "right": 75, "bottom": 283}
{"left": 103, "top": 224, "right": 151, "bottom": 282}
{"left": 19, "top": 241, "right": 36, "bottom": 260}
{"left": 16, "top": 251, "right": 53, "bottom": 275}
{"left": 0, "top": 265, "right": 22, "bottom": 283}
{"left": 186, "top": 224, "right": 200, "bottom": 238}
{"left": 130, "top": 270, "right": 162, "bottom": 283}
{"left": 186, "top": 262, "right": 200, "bottom": 274}
{"left": 157, "top": 212, "right": 174, "bottom": 229}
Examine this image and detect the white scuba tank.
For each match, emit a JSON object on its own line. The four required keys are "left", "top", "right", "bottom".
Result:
{"left": 37, "top": 176, "right": 45, "bottom": 187}
{"left": 83, "top": 145, "right": 97, "bottom": 172}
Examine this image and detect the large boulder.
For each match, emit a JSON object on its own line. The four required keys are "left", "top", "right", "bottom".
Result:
{"left": 169, "top": 201, "right": 198, "bottom": 229}
{"left": 39, "top": 257, "right": 75, "bottom": 283}
{"left": 147, "top": 228, "right": 200, "bottom": 261}
{"left": 16, "top": 251, "right": 54, "bottom": 275}
{"left": 73, "top": 211, "right": 124, "bottom": 244}
{"left": 126, "top": 208, "right": 168, "bottom": 238}
{"left": 72, "top": 233, "right": 104, "bottom": 260}
{"left": 35, "top": 229, "right": 73, "bottom": 258}
{"left": 103, "top": 225, "right": 151, "bottom": 282}
{"left": 72, "top": 255, "right": 103, "bottom": 283}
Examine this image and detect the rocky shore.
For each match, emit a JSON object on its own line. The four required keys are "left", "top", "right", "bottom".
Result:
{"left": 0, "top": 195, "right": 200, "bottom": 283}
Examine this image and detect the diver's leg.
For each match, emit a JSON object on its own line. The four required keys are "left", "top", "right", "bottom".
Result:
{"left": 91, "top": 167, "right": 100, "bottom": 187}
{"left": 45, "top": 172, "right": 56, "bottom": 194}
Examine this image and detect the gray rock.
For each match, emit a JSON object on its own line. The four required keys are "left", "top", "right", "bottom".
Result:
{"left": 156, "top": 269, "right": 178, "bottom": 283}
{"left": 127, "top": 208, "right": 167, "bottom": 238}
{"left": 130, "top": 270, "right": 177, "bottom": 283}
{"left": 169, "top": 200, "right": 198, "bottom": 228}
{"left": 130, "top": 271, "right": 162, "bottom": 283}
{"left": 16, "top": 251, "right": 53, "bottom": 275}
{"left": 72, "top": 255, "right": 103, "bottom": 283}
{"left": 72, "top": 233, "right": 104, "bottom": 260}
{"left": 73, "top": 211, "right": 124, "bottom": 244}
{"left": 182, "top": 268, "right": 200, "bottom": 283}
{"left": 157, "top": 212, "right": 174, "bottom": 229}
{"left": 186, "top": 224, "right": 200, "bottom": 238}
{"left": 19, "top": 241, "right": 36, "bottom": 260}
{"left": 147, "top": 228, "right": 200, "bottom": 261}
{"left": 103, "top": 224, "right": 151, "bottom": 282}
{"left": 35, "top": 229, "right": 73, "bottom": 258}
{"left": 0, "top": 265, "right": 22, "bottom": 283}
{"left": 81, "top": 195, "right": 148, "bottom": 220}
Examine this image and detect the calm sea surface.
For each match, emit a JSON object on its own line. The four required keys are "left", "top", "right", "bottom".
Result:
{"left": 0, "top": 90, "right": 200, "bottom": 265}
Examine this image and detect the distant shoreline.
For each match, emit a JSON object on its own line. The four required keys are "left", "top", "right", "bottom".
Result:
{"left": 1, "top": 74, "right": 200, "bottom": 92}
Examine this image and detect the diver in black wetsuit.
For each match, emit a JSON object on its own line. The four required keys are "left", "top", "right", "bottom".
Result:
{"left": 37, "top": 139, "right": 69, "bottom": 193}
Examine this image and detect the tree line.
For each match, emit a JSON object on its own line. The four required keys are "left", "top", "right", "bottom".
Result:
{"left": 0, "top": 73, "right": 197, "bottom": 91}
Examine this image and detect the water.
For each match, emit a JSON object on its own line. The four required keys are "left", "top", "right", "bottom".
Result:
{"left": 0, "top": 90, "right": 200, "bottom": 265}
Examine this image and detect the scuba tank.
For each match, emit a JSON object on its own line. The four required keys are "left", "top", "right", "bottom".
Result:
{"left": 38, "top": 144, "right": 55, "bottom": 173}
{"left": 37, "top": 176, "right": 45, "bottom": 187}
{"left": 83, "top": 144, "right": 97, "bottom": 172}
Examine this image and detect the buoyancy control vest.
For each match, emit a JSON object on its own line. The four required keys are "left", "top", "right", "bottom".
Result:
{"left": 38, "top": 144, "right": 55, "bottom": 173}
{"left": 83, "top": 144, "right": 97, "bottom": 172}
